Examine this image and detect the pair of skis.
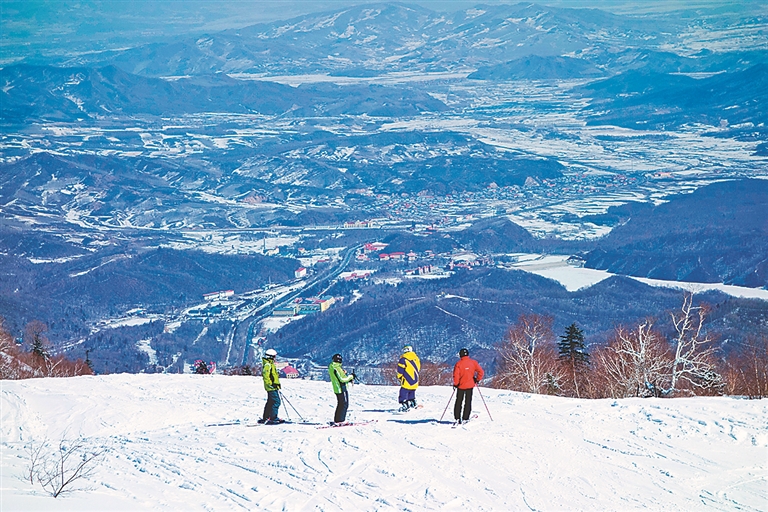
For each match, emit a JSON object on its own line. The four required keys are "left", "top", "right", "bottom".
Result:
{"left": 393, "top": 404, "right": 424, "bottom": 414}
{"left": 451, "top": 414, "right": 479, "bottom": 428}
{"left": 205, "top": 419, "right": 374, "bottom": 428}
{"left": 248, "top": 420, "right": 321, "bottom": 427}
{"left": 316, "top": 419, "right": 377, "bottom": 429}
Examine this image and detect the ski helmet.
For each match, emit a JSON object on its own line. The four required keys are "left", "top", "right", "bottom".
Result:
{"left": 332, "top": 353, "right": 343, "bottom": 363}
{"left": 459, "top": 348, "right": 469, "bottom": 357}
{"left": 265, "top": 348, "right": 277, "bottom": 358}
{"left": 402, "top": 345, "right": 413, "bottom": 353}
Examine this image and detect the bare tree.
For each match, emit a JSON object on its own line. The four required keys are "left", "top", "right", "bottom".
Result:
{"left": 721, "top": 336, "right": 768, "bottom": 398}
{"left": 0, "top": 318, "right": 36, "bottom": 379}
{"left": 1, "top": 319, "right": 93, "bottom": 379}
{"left": 419, "top": 361, "right": 452, "bottom": 386}
{"left": 28, "top": 436, "right": 106, "bottom": 498}
{"left": 493, "top": 314, "right": 563, "bottom": 394}
{"left": 662, "top": 293, "right": 722, "bottom": 396}
{"left": 592, "top": 320, "right": 672, "bottom": 398}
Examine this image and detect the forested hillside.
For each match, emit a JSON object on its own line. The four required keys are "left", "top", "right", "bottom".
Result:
{"left": 584, "top": 179, "right": 768, "bottom": 287}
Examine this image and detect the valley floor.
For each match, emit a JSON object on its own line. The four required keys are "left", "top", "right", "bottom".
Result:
{"left": 1, "top": 375, "right": 766, "bottom": 511}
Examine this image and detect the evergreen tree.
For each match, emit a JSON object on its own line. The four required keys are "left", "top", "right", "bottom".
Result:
{"left": 85, "top": 350, "right": 94, "bottom": 373}
{"left": 31, "top": 335, "right": 48, "bottom": 360}
{"left": 25, "top": 321, "right": 50, "bottom": 362}
{"left": 558, "top": 323, "right": 589, "bottom": 397}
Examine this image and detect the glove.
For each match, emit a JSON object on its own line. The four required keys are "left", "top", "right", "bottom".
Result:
{"left": 351, "top": 372, "right": 357, "bottom": 380}
{"left": 274, "top": 383, "right": 281, "bottom": 390}
{"left": 473, "top": 377, "right": 478, "bottom": 383}
{"left": 453, "top": 385, "right": 458, "bottom": 389}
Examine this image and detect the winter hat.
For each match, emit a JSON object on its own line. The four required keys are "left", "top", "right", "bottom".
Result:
{"left": 402, "top": 345, "right": 413, "bottom": 353}
{"left": 265, "top": 348, "right": 277, "bottom": 358}
{"left": 459, "top": 348, "right": 469, "bottom": 357}
{"left": 332, "top": 353, "right": 343, "bottom": 363}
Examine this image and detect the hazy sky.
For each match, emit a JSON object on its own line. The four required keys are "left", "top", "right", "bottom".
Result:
{"left": 1, "top": 0, "right": 760, "bottom": 60}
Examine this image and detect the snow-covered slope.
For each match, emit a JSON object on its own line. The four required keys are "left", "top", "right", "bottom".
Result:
{"left": 2, "top": 375, "right": 766, "bottom": 511}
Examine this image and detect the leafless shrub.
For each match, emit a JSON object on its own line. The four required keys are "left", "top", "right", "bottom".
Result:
{"left": 721, "top": 336, "right": 768, "bottom": 398}
{"left": 1, "top": 320, "right": 36, "bottom": 379}
{"left": 26, "top": 435, "right": 106, "bottom": 498}
{"left": 0, "top": 318, "right": 93, "bottom": 380}
{"left": 419, "top": 361, "right": 452, "bottom": 386}
{"left": 24, "top": 438, "right": 48, "bottom": 485}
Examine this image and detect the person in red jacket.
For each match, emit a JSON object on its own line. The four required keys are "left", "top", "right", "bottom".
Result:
{"left": 453, "top": 347, "right": 484, "bottom": 424}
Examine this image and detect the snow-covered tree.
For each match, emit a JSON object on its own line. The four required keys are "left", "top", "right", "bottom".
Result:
{"left": 593, "top": 320, "right": 671, "bottom": 398}
{"left": 662, "top": 293, "right": 722, "bottom": 396}
{"left": 493, "top": 314, "right": 563, "bottom": 395}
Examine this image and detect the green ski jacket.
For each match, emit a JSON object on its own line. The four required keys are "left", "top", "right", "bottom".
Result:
{"left": 328, "top": 361, "right": 354, "bottom": 394}
{"left": 262, "top": 357, "right": 280, "bottom": 392}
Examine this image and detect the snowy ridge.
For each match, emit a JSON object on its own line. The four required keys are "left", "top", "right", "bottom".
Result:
{"left": 2, "top": 375, "right": 766, "bottom": 511}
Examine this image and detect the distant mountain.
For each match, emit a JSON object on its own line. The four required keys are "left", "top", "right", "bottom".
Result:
{"left": 61, "top": 2, "right": 680, "bottom": 77}
{"left": 595, "top": 48, "right": 768, "bottom": 75}
{"left": 583, "top": 179, "right": 768, "bottom": 288}
{"left": 468, "top": 55, "right": 605, "bottom": 80}
{"left": 0, "top": 64, "right": 447, "bottom": 124}
{"left": 579, "top": 64, "right": 768, "bottom": 130}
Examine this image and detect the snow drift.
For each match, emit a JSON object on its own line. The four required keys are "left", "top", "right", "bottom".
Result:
{"left": 1, "top": 374, "right": 766, "bottom": 511}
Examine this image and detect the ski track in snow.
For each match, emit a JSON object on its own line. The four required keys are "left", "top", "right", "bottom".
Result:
{"left": 1, "top": 375, "right": 767, "bottom": 511}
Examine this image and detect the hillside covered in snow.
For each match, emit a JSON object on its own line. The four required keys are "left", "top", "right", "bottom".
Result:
{"left": 2, "top": 374, "right": 766, "bottom": 511}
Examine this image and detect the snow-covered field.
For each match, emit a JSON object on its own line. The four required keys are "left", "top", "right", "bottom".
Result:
{"left": 2, "top": 375, "right": 766, "bottom": 511}
{"left": 509, "top": 254, "right": 768, "bottom": 300}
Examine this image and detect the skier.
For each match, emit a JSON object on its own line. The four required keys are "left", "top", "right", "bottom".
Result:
{"left": 259, "top": 348, "right": 284, "bottom": 425}
{"left": 328, "top": 353, "right": 356, "bottom": 425}
{"left": 397, "top": 345, "right": 421, "bottom": 411}
{"left": 453, "top": 348, "right": 484, "bottom": 424}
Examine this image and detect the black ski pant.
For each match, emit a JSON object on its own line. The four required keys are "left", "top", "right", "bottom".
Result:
{"left": 263, "top": 390, "right": 281, "bottom": 421}
{"left": 334, "top": 387, "right": 349, "bottom": 423}
{"left": 454, "top": 387, "right": 473, "bottom": 421}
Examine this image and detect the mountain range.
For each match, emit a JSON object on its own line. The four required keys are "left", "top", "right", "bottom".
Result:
{"left": 1, "top": 1, "right": 766, "bottom": 374}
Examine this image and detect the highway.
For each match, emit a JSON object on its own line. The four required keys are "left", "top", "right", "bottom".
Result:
{"left": 231, "top": 244, "right": 362, "bottom": 367}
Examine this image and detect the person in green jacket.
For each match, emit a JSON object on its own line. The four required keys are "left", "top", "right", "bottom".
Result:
{"left": 259, "top": 348, "right": 284, "bottom": 425}
{"left": 328, "top": 353, "right": 356, "bottom": 424}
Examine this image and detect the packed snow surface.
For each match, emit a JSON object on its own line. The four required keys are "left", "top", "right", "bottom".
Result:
{"left": 2, "top": 375, "right": 766, "bottom": 511}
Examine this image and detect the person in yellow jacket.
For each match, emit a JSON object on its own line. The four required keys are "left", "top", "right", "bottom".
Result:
{"left": 259, "top": 348, "right": 284, "bottom": 425}
{"left": 397, "top": 345, "right": 421, "bottom": 412}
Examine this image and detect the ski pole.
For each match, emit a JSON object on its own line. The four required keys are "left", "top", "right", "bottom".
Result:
{"left": 475, "top": 384, "right": 493, "bottom": 421}
{"left": 439, "top": 386, "right": 456, "bottom": 422}
{"left": 279, "top": 390, "right": 305, "bottom": 422}
{"left": 282, "top": 395, "right": 292, "bottom": 421}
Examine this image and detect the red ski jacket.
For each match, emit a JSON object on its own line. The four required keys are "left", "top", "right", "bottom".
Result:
{"left": 453, "top": 356, "right": 484, "bottom": 389}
